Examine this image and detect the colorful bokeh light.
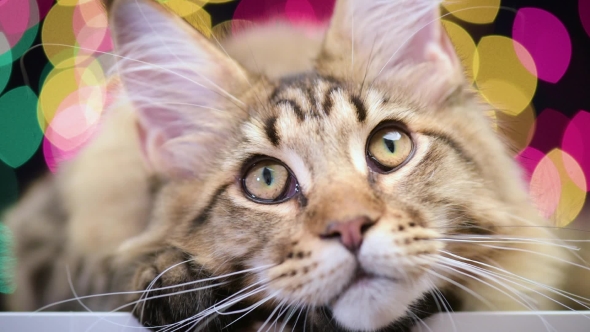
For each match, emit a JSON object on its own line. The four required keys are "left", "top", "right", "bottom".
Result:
{"left": 495, "top": 104, "right": 536, "bottom": 154}
{"left": 579, "top": 0, "right": 590, "bottom": 38}
{"left": 562, "top": 110, "right": 590, "bottom": 189}
{"left": 0, "top": 222, "right": 16, "bottom": 294}
{"left": 475, "top": 36, "right": 537, "bottom": 116}
{"left": 0, "top": 34, "right": 12, "bottom": 95}
{"left": 442, "top": 20, "right": 479, "bottom": 84}
{"left": 513, "top": 7, "right": 571, "bottom": 83}
{"left": 443, "top": 0, "right": 501, "bottom": 24}
{"left": 0, "top": 86, "right": 43, "bottom": 168}
{"left": 233, "top": 0, "right": 334, "bottom": 25}
{"left": 0, "top": 160, "right": 18, "bottom": 212}
{"left": 528, "top": 108, "right": 570, "bottom": 154}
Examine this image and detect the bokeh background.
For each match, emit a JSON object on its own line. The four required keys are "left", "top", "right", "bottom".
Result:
{"left": 0, "top": 0, "right": 589, "bottom": 294}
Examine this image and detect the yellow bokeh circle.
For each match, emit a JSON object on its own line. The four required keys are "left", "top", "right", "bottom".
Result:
{"left": 161, "top": 0, "right": 213, "bottom": 37}
{"left": 475, "top": 36, "right": 537, "bottom": 116}
{"left": 442, "top": 20, "right": 479, "bottom": 83}
{"left": 42, "top": 4, "right": 78, "bottom": 67}
{"left": 38, "top": 58, "right": 106, "bottom": 132}
{"left": 530, "top": 149, "right": 587, "bottom": 227}
{"left": 495, "top": 103, "right": 536, "bottom": 154}
{"left": 443, "top": 0, "right": 501, "bottom": 24}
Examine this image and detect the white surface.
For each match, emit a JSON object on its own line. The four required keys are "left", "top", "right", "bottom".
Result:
{"left": 0, "top": 311, "right": 588, "bottom": 331}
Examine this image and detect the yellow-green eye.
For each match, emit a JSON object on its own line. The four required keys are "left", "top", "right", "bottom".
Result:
{"left": 242, "top": 159, "right": 298, "bottom": 203}
{"left": 367, "top": 125, "right": 414, "bottom": 172}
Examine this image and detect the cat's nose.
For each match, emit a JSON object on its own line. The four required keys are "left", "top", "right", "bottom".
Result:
{"left": 320, "top": 216, "right": 376, "bottom": 252}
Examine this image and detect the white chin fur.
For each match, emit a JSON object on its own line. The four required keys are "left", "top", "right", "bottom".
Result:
{"left": 331, "top": 278, "right": 423, "bottom": 331}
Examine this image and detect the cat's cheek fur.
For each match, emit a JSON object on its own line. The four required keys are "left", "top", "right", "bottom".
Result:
{"left": 261, "top": 240, "right": 356, "bottom": 305}
{"left": 358, "top": 225, "right": 443, "bottom": 281}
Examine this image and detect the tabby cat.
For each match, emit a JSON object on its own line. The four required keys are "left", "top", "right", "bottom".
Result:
{"left": 3, "top": 0, "right": 585, "bottom": 331}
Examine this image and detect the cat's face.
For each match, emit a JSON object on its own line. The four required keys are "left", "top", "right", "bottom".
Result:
{"left": 162, "top": 73, "right": 528, "bottom": 330}
{"left": 108, "top": 0, "right": 552, "bottom": 330}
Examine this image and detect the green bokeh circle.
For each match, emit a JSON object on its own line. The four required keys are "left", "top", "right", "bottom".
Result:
{"left": 0, "top": 86, "right": 44, "bottom": 167}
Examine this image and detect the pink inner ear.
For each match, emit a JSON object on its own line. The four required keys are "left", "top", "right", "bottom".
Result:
{"left": 423, "top": 27, "right": 461, "bottom": 71}
{"left": 396, "top": 3, "right": 459, "bottom": 70}
{"left": 110, "top": 0, "right": 249, "bottom": 178}
{"left": 323, "top": 0, "right": 462, "bottom": 84}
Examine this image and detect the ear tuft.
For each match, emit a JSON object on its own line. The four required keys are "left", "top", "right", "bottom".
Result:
{"left": 109, "top": 0, "right": 250, "bottom": 178}
{"left": 319, "top": 0, "right": 463, "bottom": 103}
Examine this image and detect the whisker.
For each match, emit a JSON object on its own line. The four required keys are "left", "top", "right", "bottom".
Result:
{"left": 407, "top": 310, "right": 434, "bottom": 332}
{"left": 257, "top": 298, "right": 288, "bottom": 332}
{"left": 280, "top": 305, "right": 299, "bottom": 331}
{"left": 34, "top": 263, "right": 273, "bottom": 312}
{"left": 440, "top": 250, "right": 590, "bottom": 308}
{"left": 434, "top": 259, "right": 538, "bottom": 309}
{"left": 215, "top": 285, "right": 273, "bottom": 316}
{"left": 223, "top": 291, "right": 279, "bottom": 328}
{"left": 434, "top": 238, "right": 580, "bottom": 251}
{"left": 477, "top": 244, "right": 590, "bottom": 272}
{"left": 303, "top": 306, "right": 311, "bottom": 332}
{"left": 444, "top": 257, "right": 588, "bottom": 312}
{"left": 432, "top": 224, "right": 590, "bottom": 234}
{"left": 137, "top": 259, "right": 193, "bottom": 324}
{"left": 435, "top": 258, "right": 567, "bottom": 332}
{"left": 439, "top": 234, "right": 590, "bottom": 243}
{"left": 431, "top": 258, "right": 560, "bottom": 332}
{"left": 65, "top": 265, "right": 94, "bottom": 313}
{"left": 270, "top": 300, "right": 293, "bottom": 332}
{"left": 422, "top": 266, "right": 496, "bottom": 309}
{"left": 424, "top": 277, "right": 457, "bottom": 332}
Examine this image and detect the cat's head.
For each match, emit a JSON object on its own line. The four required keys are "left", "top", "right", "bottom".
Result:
{"left": 109, "top": 0, "right": 552, "bottom": 330}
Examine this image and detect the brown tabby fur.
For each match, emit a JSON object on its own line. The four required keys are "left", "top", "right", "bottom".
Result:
{"left": 3, "top": 0, "right": 587, "bottom": 331}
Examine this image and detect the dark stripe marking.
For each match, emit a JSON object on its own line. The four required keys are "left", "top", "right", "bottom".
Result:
{"left": 306, "top": 86, "right": 318, "bottom": 115}
{"left": 322, "top": 86, "right": 340, "bottom": 116}
{"left": 264, "top": 116, "right": 280, "bottom": 146}
{"left": 192, "top": 184, "right": 230, "bottom": 228}
{"left": 350, "top": 95, "right": 367, "bottom": 122}
{"left": 420, "top": 131, "right": 475, "bottom": 166}
{"left": 276, "top": 99, "right": 305, "bottom": 122}
{"left": 297, "top": 193, "right": 308, "bottom": 208}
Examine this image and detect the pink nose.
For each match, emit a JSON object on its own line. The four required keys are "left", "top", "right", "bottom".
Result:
{"left": 320, "top": 216, "right": 376, "bottom": 251}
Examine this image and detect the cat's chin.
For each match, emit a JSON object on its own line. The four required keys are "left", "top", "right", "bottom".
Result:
{"left": 330, "top": 277, "right": 425, "bottom": 331}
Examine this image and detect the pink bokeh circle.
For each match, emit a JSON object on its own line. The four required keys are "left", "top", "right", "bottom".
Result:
{"left": 513, "top": 7, "right": 572, "bottom": 83}
{"left": 580, "top": 0, "right": 590, "bottom": 37}
{"left": 562, "top": 110, "right": 590, "bottom": 191}
{"left": 234, "top": 0, "right": 334, "bottom": 25}
{"left": 529, "top": 152, "right": 561, "bottom": 218}
{"left": 528, "top": 108, "right": 570, "bottom": 154}
{"left": 0, "top": 0, "right": 30, "bottom": 47}
{"left": 516, "top": 146, "right": 545, "bottom": 183}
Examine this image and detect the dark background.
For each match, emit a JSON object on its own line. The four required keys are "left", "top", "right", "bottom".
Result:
{"left": 1, "top": 0, "right": 589, "bottom": 213}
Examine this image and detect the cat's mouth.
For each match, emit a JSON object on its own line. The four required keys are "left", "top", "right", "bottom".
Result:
{"left": 351, "top": 268, "right": 375, "bottom": 285}
{"left": 339, "top": 267, "right": 400, "bottom": 295}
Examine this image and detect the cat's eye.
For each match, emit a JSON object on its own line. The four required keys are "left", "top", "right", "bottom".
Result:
{"left": 366, "top": 123, "right": 414, "bottom": 173}
{"left": 242, "top": 158, "right": 299, "bottom": 203}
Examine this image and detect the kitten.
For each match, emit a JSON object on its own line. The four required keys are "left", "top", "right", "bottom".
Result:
{"left": 3, "top": 0, "right": 582, "bottom": 331}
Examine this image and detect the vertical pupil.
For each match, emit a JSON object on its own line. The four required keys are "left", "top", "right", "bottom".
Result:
{"left": 383, "top": 137, "right": 395, "bottom": 153}
{"left": 262, "top": 167, "right": 273, "bottom": 186}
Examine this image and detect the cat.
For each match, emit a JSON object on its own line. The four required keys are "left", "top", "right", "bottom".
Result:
{"left": 3, "top": 0, "right": 586, "bottom": 331}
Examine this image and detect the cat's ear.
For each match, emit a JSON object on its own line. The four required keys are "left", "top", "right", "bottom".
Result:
{"left": 319, "top": 0, "right": 462, "bottom": 102}
{"left": 109, "top": 0, "right": 250, "bottom": 178}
